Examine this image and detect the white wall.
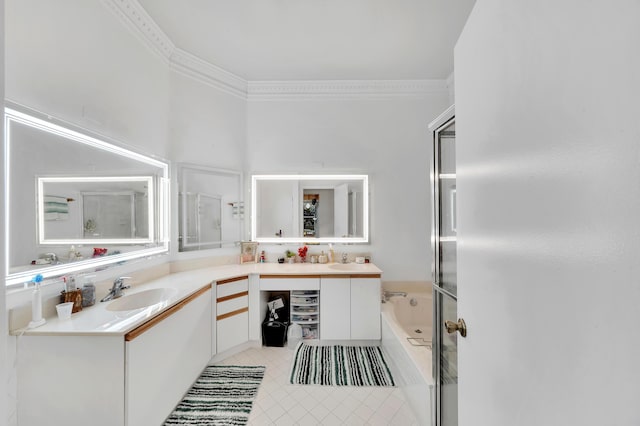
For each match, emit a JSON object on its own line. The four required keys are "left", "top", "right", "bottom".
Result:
{"left": 5, "top": 0, "right": 171, "bottom": 157}
{"left": 456, "top": 1, "right": 640, "bottom": 425}
{"left": 168, "top": 72, "right": 246, "bottom": 169}
{"left": 247, "top": 96, "right": 449, "bottom": 280}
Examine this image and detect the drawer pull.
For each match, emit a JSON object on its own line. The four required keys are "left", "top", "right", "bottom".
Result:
{"left": 217, "top": 291, "right": 248, "bottom": 303}
{"left": 217, "top": 276, "right": 248, "bottom": 285}
{"left": 217, "top": 307, "right": 248, "bottom": 321}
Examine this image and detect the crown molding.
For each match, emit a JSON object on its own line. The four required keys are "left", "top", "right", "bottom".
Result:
{"left": 169, "top": 48, "right": 247, "bottom": 98}
{"left": 101, "top": 0, "right": 248, "bottom": 98}
{"left": 102, "top": 0, "right": 447, "bottom": 99}
{"left": 101, "top": 0, "right": 174, "bottom": 62}
{"left": 247, "top": 80, "right": 448, "bottom": 100}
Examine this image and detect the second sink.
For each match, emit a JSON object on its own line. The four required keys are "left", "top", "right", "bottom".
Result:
{"left": 106, "top": 288, "right": 178, "bottom": 311}
{"left": 328, "top": 263, "right": 368, "bottom": 271}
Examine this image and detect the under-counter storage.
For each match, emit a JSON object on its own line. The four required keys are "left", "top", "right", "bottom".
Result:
{"left": 126, "top": 286, "right": 212, "bottom": 426}
{"left": 216, "top": 276, "right": 249, "bottom": 353}
{"left": 320, "top": 275, "right": 381, "bottom": 341}
{"left": 16, "top": 284, "right": 213, "bottom": 426}
{"left": 291, "top": 290, "right": 319, "bottom": 340}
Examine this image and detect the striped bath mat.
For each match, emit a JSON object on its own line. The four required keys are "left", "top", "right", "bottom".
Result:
{"left": 290, "top": 343, "right": 395, "bottom": 386}
{"left": 164, "top": 365, "right": 265, "bottom": 425}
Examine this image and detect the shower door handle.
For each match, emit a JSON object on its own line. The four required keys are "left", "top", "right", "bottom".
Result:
{"left": 445, "top": 318, "right": 467, "bottom": 338}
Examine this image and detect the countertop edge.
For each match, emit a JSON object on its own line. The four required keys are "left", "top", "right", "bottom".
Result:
{"left": 13, "top": 262, "right": 382, "bottom": 337}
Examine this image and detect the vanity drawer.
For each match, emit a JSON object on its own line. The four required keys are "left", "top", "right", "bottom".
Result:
{"left": 260, "top": 276, "right": 320, "bottom": 291}
{"left": 217, "top": 295, "right": 248, "bottom": 316}
{"left": 216, "top": 276, "right": 248, "bottom": 298}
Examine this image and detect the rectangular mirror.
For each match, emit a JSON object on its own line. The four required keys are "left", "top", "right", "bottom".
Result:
{"left": 38, "top": 176, "right": 154, "bottom": 244}
{"left": 5, "top": 106, "right": 169, "bottom": 285}
{"left": 251, "top": 174, "right": 369, "bottom": 244}
{"left": 178, "top": 164, "right": 243, "bottom": 252}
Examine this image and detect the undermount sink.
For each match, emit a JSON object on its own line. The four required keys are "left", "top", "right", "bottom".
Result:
{"left": 328, "top": 263, "right": 368, "bottom": 271}
{"left": 106, "top": 288, "right": 178, "bottom": 312}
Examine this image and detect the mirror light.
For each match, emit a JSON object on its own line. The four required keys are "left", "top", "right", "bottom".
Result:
{"left": 251, "top": 174, "right": 369, "bottom": 244}
{"left": 4, "top": 107, "right": 170, "bottom": 286}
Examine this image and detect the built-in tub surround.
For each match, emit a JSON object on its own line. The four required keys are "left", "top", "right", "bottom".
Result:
{"left": 381, "top": 289, "right": 433, "bottom": 425}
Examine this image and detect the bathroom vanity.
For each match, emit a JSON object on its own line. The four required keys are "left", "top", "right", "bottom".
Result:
{"left": 14, "top": 262, "right": 382, "bottom": 426}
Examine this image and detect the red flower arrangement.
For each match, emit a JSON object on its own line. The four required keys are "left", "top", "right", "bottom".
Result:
{"left": 298, "top": 245, "right": 308, "bottom": 262}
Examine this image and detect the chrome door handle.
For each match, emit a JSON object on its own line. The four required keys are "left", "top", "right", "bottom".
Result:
{"left": 445, "top": 318, "right": 467, "bottom": 338}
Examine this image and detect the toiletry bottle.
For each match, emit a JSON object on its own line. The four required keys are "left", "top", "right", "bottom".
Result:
{"left": 66, "top": 275, "right": 76, "bottom": 292}
{"left": 328, "top": 244, "right": 335, "bottom": 263}
{"left": 68, "top": 245, "right": 76, "bottom": 261}
{"left": 81, "top": 275, "right": 96, "bottom": 307}
{"left": 28, "top": 274, "right": 46, "bottom": 329}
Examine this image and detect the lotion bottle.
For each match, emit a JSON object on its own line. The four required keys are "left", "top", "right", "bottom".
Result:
{"left": 28, "top": 274, "right": 46, "bottom": 329}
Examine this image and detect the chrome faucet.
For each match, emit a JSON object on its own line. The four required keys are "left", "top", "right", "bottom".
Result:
{"left": 382, "top": 290, "right": 407, "bottom": 303}
{"left": 43, "top": 253, "right": 60, "bottom": 264}
{"left": 100, "top": 277, "right": 131, "bottom": 302}
{"left": 341, "top": 253, "right": 349, "bottom": 264}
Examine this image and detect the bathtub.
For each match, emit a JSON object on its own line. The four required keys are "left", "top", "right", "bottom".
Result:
{"left": 381, "top": 292, "right": 434, "bottom": 425}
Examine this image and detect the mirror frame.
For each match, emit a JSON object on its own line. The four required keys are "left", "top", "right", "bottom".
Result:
{"left": 4, "top": 107, "right": 170, "bottom": 286}
{"left": 250, "top": 174, "right": 369, "bottom": 244}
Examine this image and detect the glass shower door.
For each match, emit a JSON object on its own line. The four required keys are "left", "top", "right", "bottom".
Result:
{"left": 431, "top": 109, "right": 461, "bottom": 426}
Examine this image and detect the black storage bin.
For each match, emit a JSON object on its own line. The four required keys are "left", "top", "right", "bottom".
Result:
{"left": 262, "top": 320, "right": 289, "bottom": 347}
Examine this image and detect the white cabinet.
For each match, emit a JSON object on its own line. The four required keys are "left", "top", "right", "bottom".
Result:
{"left": 320, "top": 276, "right": 381, "bottom": 341}
{"left": 260, "top": 276, "right": 320, "bottom": 291}
{"left": 320, "top": 277, "right": 350, "bottom": 340}
{"left": 351, "top": 277, "right": 381, "bottom": 340}
{"left": 216, "top": 276, "right": 249, "bottom": 353}
{"left": 17, "top": 335, "right": 125, "bottom": 426}
{"left": 17, "top": 285, "right": 213, "bottom": 426}
{"left": 126, "top": 287, "right": 212, "bottom": 426}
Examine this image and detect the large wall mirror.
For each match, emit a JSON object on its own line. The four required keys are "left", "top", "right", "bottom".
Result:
{"left": 251, "top": 174, "right": 369, "bottom": 244}
{"left": 178, "top": 164, "right": 243, "bottom": 252}
{"left": 5, "top": 107, "right": 169, "bottom": 285}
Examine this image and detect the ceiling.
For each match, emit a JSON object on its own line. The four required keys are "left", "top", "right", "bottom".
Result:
{"left": 136, "top": 0, "right": 475, "bottom": 81}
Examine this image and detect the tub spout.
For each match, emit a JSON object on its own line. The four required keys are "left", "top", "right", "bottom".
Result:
{"left": 382, "top": 291, "right": 407, "bottom": 302}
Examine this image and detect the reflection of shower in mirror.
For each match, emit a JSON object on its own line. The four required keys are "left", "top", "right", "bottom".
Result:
{"left": 179, "top": 192, "right": 223, "bottom": 250}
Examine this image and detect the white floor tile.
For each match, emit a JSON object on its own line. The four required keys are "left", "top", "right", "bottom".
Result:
{"left": 216, "top": 345, "right": 420, "bottom": 426}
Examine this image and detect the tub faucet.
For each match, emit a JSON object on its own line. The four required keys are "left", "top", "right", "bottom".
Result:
{"left": 100, "top": 277, "right": 131, "bottom": 302}
{"left": 382, "top": 291, "right": 407, "bottom": 303}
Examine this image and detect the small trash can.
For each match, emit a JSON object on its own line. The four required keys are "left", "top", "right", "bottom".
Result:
{"left": 262, "top": 294, "right": 289, "bottom": 347}
{"left": 262, "top": 320, "right": 289, "bottom": 347}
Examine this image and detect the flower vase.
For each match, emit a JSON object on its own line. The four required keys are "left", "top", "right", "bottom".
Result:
{"left": 300, "top": 256, "right": 306, "bottom": 263}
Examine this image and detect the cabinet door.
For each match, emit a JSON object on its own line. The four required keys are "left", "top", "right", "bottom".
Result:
{"left": 217, "top": 311, "right": 249, "bottom": 352}
{"left": 320, "top": 277, "right": 351, "bottom": 340}
{"left": 351, "top": 277, "right": 381, "bottom": 340}
{"left": 126, "top": 288, "right": 212, "bottom": 426}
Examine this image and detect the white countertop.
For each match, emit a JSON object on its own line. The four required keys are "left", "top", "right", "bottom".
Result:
{"left": 15, "top": 262, "right": 381, "bottom": 337}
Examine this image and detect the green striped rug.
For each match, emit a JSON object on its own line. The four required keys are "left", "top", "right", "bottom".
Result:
{"left": 290, "top": 343, "right": 395, "bottom": 386}
{"left": 164, "top": 365, "right": 265, "bottom": 425}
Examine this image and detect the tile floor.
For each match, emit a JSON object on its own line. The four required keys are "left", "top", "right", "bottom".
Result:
{"left": 214, "top": 345, "right": 421, "bottom": 425}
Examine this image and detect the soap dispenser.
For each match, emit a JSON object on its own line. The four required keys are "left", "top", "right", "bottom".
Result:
{"left": 28, "top": 274, "right": 46, "bottom": 329}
